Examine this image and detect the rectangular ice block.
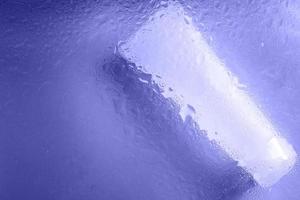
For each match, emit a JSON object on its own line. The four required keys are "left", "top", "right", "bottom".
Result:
{"left": 118, "top": 2, "right": 297, "bottom": 187}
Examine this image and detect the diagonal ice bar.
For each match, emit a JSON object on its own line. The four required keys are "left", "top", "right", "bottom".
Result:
{"left": 118, "top": 2, "right": 297, "bottom": 187}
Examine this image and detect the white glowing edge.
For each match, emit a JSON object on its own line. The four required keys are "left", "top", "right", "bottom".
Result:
{"left": 118, "top": 2, "right": 297, "bottom": 187}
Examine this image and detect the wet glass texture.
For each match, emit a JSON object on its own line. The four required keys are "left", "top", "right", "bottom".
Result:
{"left": 0, "top": 0, "right": 299, "bottom": 200}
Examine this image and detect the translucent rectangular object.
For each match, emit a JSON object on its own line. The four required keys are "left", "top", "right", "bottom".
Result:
{"left": 118, "top": 3, "right": 297, "bottom": 187}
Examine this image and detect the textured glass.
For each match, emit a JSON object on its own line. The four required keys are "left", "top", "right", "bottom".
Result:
{"left": 0, "top": 1, "right": 299, "bottom": 200}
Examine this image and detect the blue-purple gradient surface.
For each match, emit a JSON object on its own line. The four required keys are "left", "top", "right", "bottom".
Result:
{"left": 0, "top": 1, "right": 299, "bottom": 199}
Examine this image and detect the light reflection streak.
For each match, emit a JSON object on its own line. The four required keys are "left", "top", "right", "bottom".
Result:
{"left": 118, "top": 2, "right": 297, "bottom": 187}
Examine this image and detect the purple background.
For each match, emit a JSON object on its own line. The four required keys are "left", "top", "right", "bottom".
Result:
{"left": 0, "top": 0, "right": 299, "bottom": 199}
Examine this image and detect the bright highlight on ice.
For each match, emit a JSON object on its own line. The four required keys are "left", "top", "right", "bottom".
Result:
{"left": 118, "top": 2, "right": 297, "bottom": 187}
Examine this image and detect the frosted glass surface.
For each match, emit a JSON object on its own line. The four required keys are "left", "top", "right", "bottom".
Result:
{"left": 0, "top": 0, "right": 299, "bottom": 200}
{"left": 118, "top": 2, "right": 296, "bottom": 187}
